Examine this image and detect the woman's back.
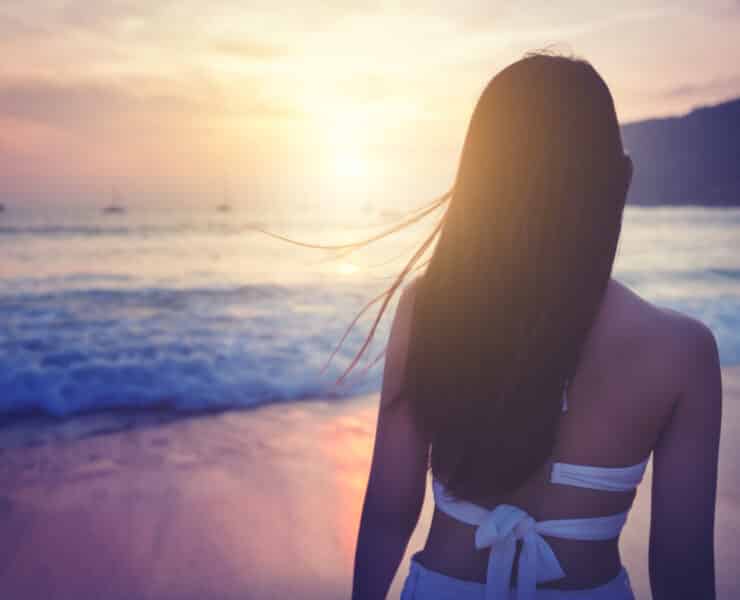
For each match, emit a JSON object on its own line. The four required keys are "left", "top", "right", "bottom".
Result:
{"left": 351, "top": 53, "right": 721, "bottom": 600}
{"left": 411, "top": 277, "right": 719, "bottom": 592}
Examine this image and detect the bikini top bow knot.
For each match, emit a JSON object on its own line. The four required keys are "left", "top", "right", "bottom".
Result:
{"left": 473, "top": 504, "right": 566, "bottom": 600}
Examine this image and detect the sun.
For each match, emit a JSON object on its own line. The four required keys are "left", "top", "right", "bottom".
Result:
{"left": 334, "top": 152, "right": 368, "bottom": 179}
{"left": 324, "top": 109, "right": 372, "bottom": 181}
{"left": 337, "top": 261, "right": 360, "bottom": 276}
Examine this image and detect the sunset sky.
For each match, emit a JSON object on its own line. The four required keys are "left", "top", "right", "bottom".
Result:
{"left": 2, "top": 1, "right": 740, "bottom": 207}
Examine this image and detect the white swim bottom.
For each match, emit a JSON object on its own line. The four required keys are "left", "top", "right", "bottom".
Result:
{"left": 400, "top": 559, "right": 635, "bottom": 600}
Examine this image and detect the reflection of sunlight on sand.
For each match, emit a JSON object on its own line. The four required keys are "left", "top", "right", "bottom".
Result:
{"left": 0, "top": 400, "right": 381, "bottom": 599}
{"left": 319, "top": 410, "right": 376, "bottom": 559}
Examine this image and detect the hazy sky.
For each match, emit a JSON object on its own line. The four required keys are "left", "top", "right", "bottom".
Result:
{"left": 2, "top": 1, "right": 740, "bottom": 206}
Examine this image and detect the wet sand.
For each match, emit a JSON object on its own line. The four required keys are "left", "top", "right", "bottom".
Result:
{"left": 1, "top": 367, "right": 738, "bottom": 599}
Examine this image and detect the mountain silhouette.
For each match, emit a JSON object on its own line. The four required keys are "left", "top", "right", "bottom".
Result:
{"left": 621, "top": 97, "right": 740, "bottom": 206}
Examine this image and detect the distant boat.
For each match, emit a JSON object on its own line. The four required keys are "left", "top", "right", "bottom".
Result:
{"left": 102, "top": 205, "right": 126, "bottom": 215}
{"left": 102, "top": 187, "right": 126, "bottom": 215}
{"left": 217, "top": 180, "right": 233, "bottom": 213}
{"left": 0, "top": 203, "right": 5, "bottom": 213}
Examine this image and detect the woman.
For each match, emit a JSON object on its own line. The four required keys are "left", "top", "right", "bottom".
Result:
{"left": 350, "top": 54, "right": 721, "bottom": 599}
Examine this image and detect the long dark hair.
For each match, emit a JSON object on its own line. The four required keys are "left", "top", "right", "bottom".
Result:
{"left": 401, "top": 53, "right": 629, "bottom": 501}
{"left": 256, "top": 53, "right": 629, "bottom": 501}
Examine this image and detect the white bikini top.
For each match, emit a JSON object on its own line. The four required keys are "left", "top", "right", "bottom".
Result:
{"left": 432, "top": 386, "right": 650, "bottom": 600}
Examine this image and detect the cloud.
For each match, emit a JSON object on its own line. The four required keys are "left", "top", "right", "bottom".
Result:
{"left": 0, "top": 79, "right": 196, "bottom": 128}
{"left": 0, "top": 0, "right": 168, "bottom": 33}
{"left": 210, "top": 39, "right": 290, "bottom": 60}
{"left": 0, "top": 13, "right": 48, "bottom": 39}
{"left": 58, "top": 1, "right": 166, "bottom": 30}
{"left": 684, "top": 0, "right": 740, "bottom": 19}
{"left": 0, "top": 80, "right": 126, "bottom": 127}
{"left": 0, "top": 74, "right": 305, "bottom": 134}
{"left": 663, "top": 75, "right": 740, "bottom": 101}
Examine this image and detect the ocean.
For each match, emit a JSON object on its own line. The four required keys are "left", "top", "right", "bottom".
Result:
{"left": 1, "top": 203, "right": 738, "bottom": 417}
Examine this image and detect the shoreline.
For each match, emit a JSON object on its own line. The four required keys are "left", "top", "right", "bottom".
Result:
{"left": 0, "top": 367, "right": 738, "bottom": 599}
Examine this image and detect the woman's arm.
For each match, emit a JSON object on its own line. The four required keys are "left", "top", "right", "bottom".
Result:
{"left": 352, "top": 280, "right": 430, "bottom": 600}
{"left": 649, "top": 318, "right": 722, "bottom": 599}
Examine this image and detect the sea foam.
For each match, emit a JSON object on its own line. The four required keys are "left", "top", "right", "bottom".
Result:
{"left": 0, "top": 205, "right": 738, "bottom": 417}
{"left": 0, "top": 284, "right": 386, "bottom": 416}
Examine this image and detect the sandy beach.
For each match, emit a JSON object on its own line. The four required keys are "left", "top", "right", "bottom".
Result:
{"left": 1, "top": 367, "right": 738, "bottom": 599}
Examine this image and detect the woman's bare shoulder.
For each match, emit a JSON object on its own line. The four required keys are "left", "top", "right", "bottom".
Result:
{"left": 608, "top": 279, "right": 718, "bottom": 386}
{"left": 614, "top": 280, "right": 713, "bottom": 348}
